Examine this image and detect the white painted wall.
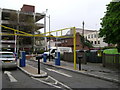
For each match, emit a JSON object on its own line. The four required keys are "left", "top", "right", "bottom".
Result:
{"left": 85, "top": 31, "right": 108, "bottom": 47}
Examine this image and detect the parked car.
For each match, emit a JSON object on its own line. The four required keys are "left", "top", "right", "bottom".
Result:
{"left": 0, "top": 51, "right": 17, "bottom": 69}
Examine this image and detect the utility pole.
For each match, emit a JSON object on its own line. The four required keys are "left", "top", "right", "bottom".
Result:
{"left": 17, "top": 10, "right": 19, "bottom": 54}
{"left": 82, "top": 21, "right": 84, "bottom": 49}
{"left": 44, "top": 9, "right": 48, "bottom": 51}
{"left": 33, "top": 13, "right": 36, "bottom": 52}
{"left": 48, "top": 15, "right": 51, "bottom": 61}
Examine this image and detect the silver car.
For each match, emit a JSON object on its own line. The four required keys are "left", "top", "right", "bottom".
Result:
{"left": 0, "top": 51, "right": 17, "bottom": 69}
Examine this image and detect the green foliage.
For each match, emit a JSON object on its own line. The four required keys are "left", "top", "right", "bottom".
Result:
{"left": 99, "top": 2, "right": 120, "bottom": 45}
{"left": 81, "top": 36, "right": 93, "bottom": 48}
{"left": 39, "top": 49, "right": 45, "bottom": 54}
{"left": 103, "top": 49, "right": 120, "bottom": 54}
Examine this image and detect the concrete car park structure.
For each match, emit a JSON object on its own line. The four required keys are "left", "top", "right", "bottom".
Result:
{"left": 0, "top": 4, "right": 45, "bottom": 53}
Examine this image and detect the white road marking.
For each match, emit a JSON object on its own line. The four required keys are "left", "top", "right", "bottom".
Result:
{"left": 31, "top": 76, "right": 72, "bottom": 90}
{"left": 46, "top": 68, "right": 72, "bottom": 77}
{"left": 4, "top": 71, "right": 17, "bottom": 82}
{"left": 31, "top": 77, "right": 61, "bottom": 88}
{"left": 48, "top": 76, "right": 72, "bottom": 90}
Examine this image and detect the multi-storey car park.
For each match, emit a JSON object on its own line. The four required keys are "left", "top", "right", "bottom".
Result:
{"left": 0, "top": 4, "right": 45, "bottom": 53}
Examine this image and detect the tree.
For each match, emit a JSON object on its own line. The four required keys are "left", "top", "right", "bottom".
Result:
{"left": 80, "top": 36, "right": 93, "bottom": 49}
{"left": 19, "top": 14, "right": 38, "bottom": 53}
{"left": 99, "top": 2, "right": 120, "bottom": 52}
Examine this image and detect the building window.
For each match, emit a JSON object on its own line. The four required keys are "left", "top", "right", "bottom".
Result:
{"left": 95, "top": 41, "right": 97, "bottom": 44}
{"left": 88, "top": 35, "right": 90, "bottom": 38}
{"left": 91, "top": 34, "right": 93, "bottom": 38}
{"left": 94, "top": 34, "right": 96, "bottom": 38}
{"left": 98, "top": 41, "right": 100, "bottom": 44}
{"left": 91, "top": 41, "right": 93, "bottom": 44}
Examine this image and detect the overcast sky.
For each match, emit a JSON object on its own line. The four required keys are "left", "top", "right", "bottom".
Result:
{"left": 0, "top": 0, "right": 112, "bottom": 34}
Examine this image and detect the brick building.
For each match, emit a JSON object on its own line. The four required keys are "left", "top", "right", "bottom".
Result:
{"left": 57, "top": 33, "right": 89, "bottom": 51}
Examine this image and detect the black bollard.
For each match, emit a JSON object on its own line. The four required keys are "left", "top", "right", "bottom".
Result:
{"left": 78, "top": 55, "right": 82, "bottom": 70}
{"left": 38, "top": 58, "right": 40, "bottom": 74}
{"left": 36, "top": 55, "right": 43, "bottom": 74}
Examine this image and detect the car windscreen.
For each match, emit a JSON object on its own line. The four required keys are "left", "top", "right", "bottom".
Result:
{"left": 0, "top": 53, "right": 14, "bottom": 58}
{"left": 51, "top": 49, "right": 57, "bottom": 53}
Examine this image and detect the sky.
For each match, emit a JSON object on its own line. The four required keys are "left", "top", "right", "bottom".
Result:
{"left": 0, "top": 0, "right": 112, "bottom": 34}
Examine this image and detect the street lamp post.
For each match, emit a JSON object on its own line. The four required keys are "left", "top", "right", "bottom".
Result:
{"left": 44, "top": 9, "right": 48, "bottom": 51}
{"left": 82, "top": 21, "right": 84, "bottom": 49}
{"left": 44, "top": 9, "right": 51, "bottom": 61}
{"left": 48, "top": 15, "right": 51, "bottom": 61}
{"left": 17, "top": 10, "right": 19, "bottom": 54}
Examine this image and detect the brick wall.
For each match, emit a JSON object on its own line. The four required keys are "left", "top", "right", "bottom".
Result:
{"left": 58, "top": 33, "right": 89, "bottom": 50}
{"left": 21, "top": 4, "right": 35, "bottom": 12}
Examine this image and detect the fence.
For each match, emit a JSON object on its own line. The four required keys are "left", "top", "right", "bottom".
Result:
{"left": 102, "top": 53, "right": 120, "bottom": 69}
{"left": 63, "top": 52, "right": 87, "bottom": 64}
{"left": 63, "top": 52, "right": 120, "bottom": 69}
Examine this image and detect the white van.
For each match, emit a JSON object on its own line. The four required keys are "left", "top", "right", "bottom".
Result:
{"left": 44, "top": 47, "right": 72, "bottom": 58}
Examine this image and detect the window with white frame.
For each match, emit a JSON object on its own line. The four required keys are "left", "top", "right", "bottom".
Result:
{"left": 91, "top": 34, "right": 93, "bottom": 38}
{"left": 98, "top": 41, "right": 100, "bottom": 44}
{"left": 88, "top": 35, "right": 90, "bottom": 38}
{"left": 95, "top": 41, "right": 97, "bottom": 44}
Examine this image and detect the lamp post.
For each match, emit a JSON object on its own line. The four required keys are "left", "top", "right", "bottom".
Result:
{"left": 47, "top": 15, "right": 51, "bottom": 61}
{"left": 82, "top": 21, "right": 84, "bottom": 49}
{"left": 44, "top": 9, "right": 51, "bottom": 61}
{"left": 17, "top": 10, "right": 19, "bottom": 54}
{"left": 44, "top": 9, "right": 48, "bottom": 51}
{"left": 46, "top": 15, "right": 50, "bottom": 61}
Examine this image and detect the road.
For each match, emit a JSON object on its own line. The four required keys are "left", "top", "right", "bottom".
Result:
{"left": 1, "top": 60, "right": 119, "bottom": 89}
{"left": 27, "top": 60, "right": 119, "bottom": 88}
{"left": 2, "top": 68, "right": 56, "bottom": 89}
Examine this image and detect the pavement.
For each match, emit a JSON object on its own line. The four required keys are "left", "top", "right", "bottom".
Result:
{"left": 17, "top": 60, "right": 47, "bottom": 78}
{"left": 17, "top": 58, "right": 120, "bottom": 84}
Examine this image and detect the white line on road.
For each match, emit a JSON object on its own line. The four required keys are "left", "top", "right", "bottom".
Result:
{"left": 46, "top": 68, "right": 72, "bottom": 77}
{"left": 31, "top": 76, "right": 72, "bottom": 90}
{"left": 31, "top": 77, "right": 61, "bottom": 88}
{"left": 4, "top": 71, "right": 17, "bottom": 82}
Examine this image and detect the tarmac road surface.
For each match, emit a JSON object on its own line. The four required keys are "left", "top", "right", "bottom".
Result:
{"left": 27, "top": 60, "right": 119, "bottom": 89}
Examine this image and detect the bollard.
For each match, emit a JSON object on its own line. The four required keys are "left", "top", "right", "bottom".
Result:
{"left": 55, "top": 52, "right": 60, "bottom": 66}
{"left": 43, "top": 54, "right": 47, "bottom": 62}
{"left": 19, "top": 51, "right": 26, "bottom": 67}
{"left": 78, "top": 55, "right": 83, "bottom": 70}
{"left": 36, "top": 55, "right": 43, "bottom": 74}
{"left": 38, "top": 58, "right": 40, "bottom": 74}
